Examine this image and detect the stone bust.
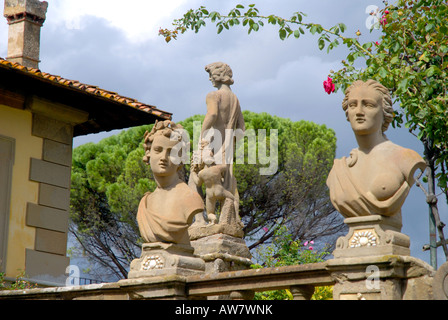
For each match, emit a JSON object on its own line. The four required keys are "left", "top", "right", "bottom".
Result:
{"left": 326, "top": 79, "right": 426, "bottom": 219}
{"left": 137, "top": 120, "right": 204, "bottom": 245}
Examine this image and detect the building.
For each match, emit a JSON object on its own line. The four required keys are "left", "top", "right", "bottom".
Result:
{"left": 0, "top": 0, "right": 171, "bottom": 285}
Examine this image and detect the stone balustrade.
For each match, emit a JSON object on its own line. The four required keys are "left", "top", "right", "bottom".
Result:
{"left": 0, "top": 262, "right": 333, "bottom": 300}
{"left": 1, "top": 255, "right": 443, "bottom": 300}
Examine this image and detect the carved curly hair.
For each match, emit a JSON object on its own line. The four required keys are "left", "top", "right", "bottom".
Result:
{"left": 205, "top": 62, "right": 234, "bottom": 85}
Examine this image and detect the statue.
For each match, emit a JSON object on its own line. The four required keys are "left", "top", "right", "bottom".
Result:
{"left": 326, "top": 79, "right": 427, "bottom": 258}
{"left": 136, "top": 120, "right": 204, "bottom": 245}
{"left": 327, "top": 79, "right": 426, "bottom": 219}
{"left": 128, "top": 120, "right": 205, "bottom": 278}
{"left": 187, "top": 62, "right": 252, "bottom": 274}
{"left": 189, "top": 62, "right": 245, "bottom": 229}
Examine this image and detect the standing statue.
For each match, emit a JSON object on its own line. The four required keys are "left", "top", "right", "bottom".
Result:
{"left": 187, "top": 63, "right": 253, "bottom": 275}
{"left": 189, "top": 62, "right": 245, "bottom": 228}
{"left": 326, "top": 79, "right": 427, "bottom": 258}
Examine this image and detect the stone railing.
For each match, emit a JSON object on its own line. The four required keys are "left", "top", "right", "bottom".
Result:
{"left": 0, "top": 262, "right": 333, "bottom": 300}
{"left": 1, "top": 254, "right": 443, "bottom": 300}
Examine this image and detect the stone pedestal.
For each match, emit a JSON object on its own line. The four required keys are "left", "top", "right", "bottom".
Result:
{"left": 189, "top": 226, "right": 252, "bottom": 300}
{"left": 332, "top": 215, "right": 410, "bottom": 258}
{"left": 328, "top": 215, "right": 435, "bottom": 300}
{"left": 128, "top": 242, "right": 205, "bottom": 279}
{"left": 327, "top": 255, "right": 435, "bottom": 300}
{"left": 190, "top": 230, "right": 252, "bottom": 274}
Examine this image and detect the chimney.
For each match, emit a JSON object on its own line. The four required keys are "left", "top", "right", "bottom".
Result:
{"left": 4, "top": 0, "right": 48, "bottom": 69}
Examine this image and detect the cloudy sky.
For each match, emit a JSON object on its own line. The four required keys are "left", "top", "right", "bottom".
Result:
{"left": 1, "top": 0, "right": 445, "bottom": 266}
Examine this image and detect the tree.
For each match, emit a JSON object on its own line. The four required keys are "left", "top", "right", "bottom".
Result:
{"left": 70, "top": 111, "right": 343, "bottom": 281}
{"left": 160, "top": 0, "right": 448, "bottom": 265}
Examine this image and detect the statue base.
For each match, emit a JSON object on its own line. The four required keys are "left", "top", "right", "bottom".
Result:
{"left": 328, "top": 214, "right": 435, "bottom": 300}
{"left": 190, "top": 232, "right": 252, "bottom": 300}
{"left": 332, "top": 215, "right": 410, "bottom": 259}
{"left": 189, "top": 222, "right": 244, "bottom": 240}
{"left": 190, "top": 233, "right": 252, "bottom": 274}
{"left": 128, "top": 242, "right": 205, "bottom": 279}
{"left": 327, "top": 255, "right": 435, "bottom": 300}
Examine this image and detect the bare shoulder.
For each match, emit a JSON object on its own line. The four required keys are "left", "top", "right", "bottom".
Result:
{"left": 206, "top": 90, "right": 220, "bottom": 100}
{"left": 177, "top": 182, "right": 204, "bottom": 205}
{"left": 384, "top": 141, "right": 426, "bottom": 181}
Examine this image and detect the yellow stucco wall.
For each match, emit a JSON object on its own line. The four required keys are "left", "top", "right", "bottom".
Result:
{"left": 0, "top": 104, "right": 43, "bottom": 278}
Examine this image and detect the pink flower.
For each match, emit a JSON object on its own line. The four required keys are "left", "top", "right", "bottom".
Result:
{"left": 263, "top": 227, "right": 268, "bottom": 232}
{"left": 323, "top": 77, "right": 335, "bottom": 94}
{"left": 384, "top": 10, "right": 390, "bottom": 14}
{"left": 308, "top": 246, "right": 314, "bottom": 251}
{"left": 374, "top": 41, "right": 380, "bottom": 46}
{"left": 304, "top": 241, "right": 309, "bottom": 246}
{"left": 380, "top": 15, "right": 387, "bottom": 25}
{"left": 310, "top": 240, "right": 314, "bottom": 245}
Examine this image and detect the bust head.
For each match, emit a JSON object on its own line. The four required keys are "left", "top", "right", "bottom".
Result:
{"left": 142, "top": 120, "right": 189, "bottom": 178}
{"left": 205, "top": 62, "right": 234, "bottom": 87}
{"left": 342, "top": 80, "right": 394, "bottom": 136}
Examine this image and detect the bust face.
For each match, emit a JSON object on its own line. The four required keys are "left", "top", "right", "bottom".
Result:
{"left": 346, "top": 85, "right": 384, "bottom": 136}
{"left": 149, "top": 134, "right": 180, "bottom": 177}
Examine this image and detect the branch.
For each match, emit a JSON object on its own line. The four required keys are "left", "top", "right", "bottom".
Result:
{"left": 160, "top": 4, "right": 375, "bottom": 60}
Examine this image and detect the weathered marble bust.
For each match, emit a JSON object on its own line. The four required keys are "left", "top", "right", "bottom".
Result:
{"left": 137, "top": 120, "right": 204, "bottom": 245}
{"left": 326, "top": 79, "right": 426, "bottom": 219}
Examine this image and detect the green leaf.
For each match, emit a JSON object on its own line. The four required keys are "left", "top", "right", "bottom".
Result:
{"left": 293, "top": 29, "right": 301, "bottom": 39}
{"left": 390, "top": 56, "right": 399, "bottom": 65}
{"left": 279, "top": 28, "right": 286, "bottom": 40}
{"left": 318, "top": 39, "right": 325, "bottom": 50}
{"left": 378, "top": 67, "right": 388, "bottom": 78}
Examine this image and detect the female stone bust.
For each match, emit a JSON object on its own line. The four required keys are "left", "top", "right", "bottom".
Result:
{"left": 326, "top": 80, "right": 426, "bottom": 218}
{"left": 137, "top": 120, "right": 204, "bottom": 245}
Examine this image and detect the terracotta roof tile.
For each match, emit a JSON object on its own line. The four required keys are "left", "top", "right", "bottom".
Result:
{"left": 0, "top": 57, "right": 172, "bottom": 120}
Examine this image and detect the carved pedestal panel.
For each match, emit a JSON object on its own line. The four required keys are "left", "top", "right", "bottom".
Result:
{"left": 332, "top": 215, "right": 410, "bottom": 259}
{"left": 128, "top": 242, "right": 205, "bottom": 279}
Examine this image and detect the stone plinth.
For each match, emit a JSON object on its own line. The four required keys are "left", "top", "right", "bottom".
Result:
{"left": 328, "top": 214, "right": 435, "bottom": 300}
{"left": 128, "top": 242, "right": 205, "bottom": 279}
{"left": 189, "top": 222, "right": 244, "bottom": 241}
{"left": 327, "top": 255, "right": 435, "bottom": 300}
{"left": 332, "top": 215, "right": 410, "bottom": 259}
{"left": 190, "top": 233, "right": 252, "bottom": 274}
